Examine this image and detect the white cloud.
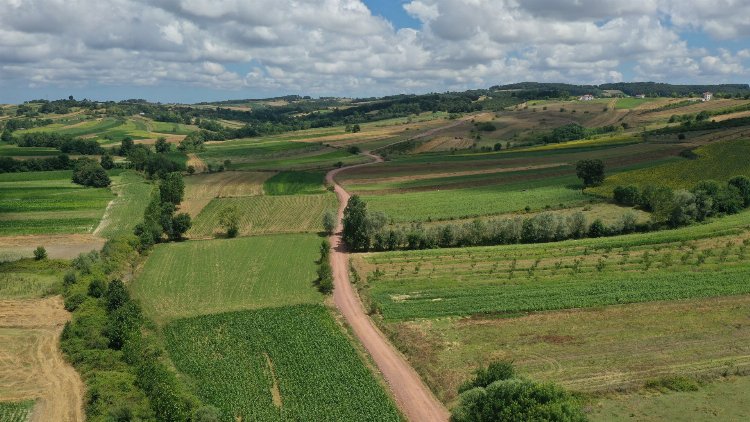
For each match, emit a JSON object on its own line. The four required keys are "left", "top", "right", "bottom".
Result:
{"left": 0, "top": 0, "right": 747, "bottom": 100}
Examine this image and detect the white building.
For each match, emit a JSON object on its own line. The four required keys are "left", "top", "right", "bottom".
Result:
{"left": 579, "top": 94, "right": 594, "bottom": 101}
{"left": 702, "top": 92, "right": 713, "bottom": 101}
{"left": 635, "top": 94, "right": 646, "bottom": 99}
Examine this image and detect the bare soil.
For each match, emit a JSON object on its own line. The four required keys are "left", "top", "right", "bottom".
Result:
{"left": 0, "top": 234, "right": 105, "bottom": 261}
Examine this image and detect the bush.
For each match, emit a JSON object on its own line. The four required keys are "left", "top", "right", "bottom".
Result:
{"left": 322, "top": 210, "right": 337, "bottom": 235}
{"left": 613, "top": 185, "right": 640, "bottom": 206}
{"left": 459, "top": 361, "right": 515, "bottom": 393}
{"left": 64, "top": 293, "right": 87, "bottom": 312}
{"left": 72, "top": 159, "right": 111, "bottom": 188}
{"left": 33, "top": 246, "right": 47, "bottom": 260}
{"left": 645, "top": 375, "right": 701, "bottom": 392}
{"left": 88, "top": 279, "right": 107, "bottom": 298}
{"left": 588, "top": 219, "right": 607, "bottom": 237}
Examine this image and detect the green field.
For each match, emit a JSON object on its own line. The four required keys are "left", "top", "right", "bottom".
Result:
{"left": 0, "top": 144, "right": 59, "bottom": 157}
{"left": 0, "top": 259, "right": 67, "bottom": 299}
{"left": 591, "top": 376, "right": 750, "bottom": 421}
{"left": 361, "top": 176, "right": 593, "bottom": 222}
{"left": 15, "top": 116, "right": 196, "bottom": 141}
{"left": 131, "top": 234, "right": 323, "bottom": 321}
{"left": 230, "top": 148, "right": 370, "bottom": 171}
{"left": 188, "top": 194, "right": 337, "bottom": 238}
{"left": 0, "top": 170, "right": 113, "bottom": 236}
{"left": 357, "top": 209, "right": 750, "bottom": 320}
{"left": 263, "top": 171, "right": 326, "bottom": 195}
{"left": 165, "top": 305, "right": 401, "bottom": 421}
{"left": 94, "top": 171, "right": 153, "bottom": 239}
{"left": 615, "top": 97, "right": 658, "bottom": 109}
{"left": 591, "top": 138, "right": 750, "bottom": 196}
{"left": 0, "top": 401, "right": 35, "bottom": 422}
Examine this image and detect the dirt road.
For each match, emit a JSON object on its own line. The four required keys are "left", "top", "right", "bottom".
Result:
{"left": 326, "top": 153, "right": 450, "bottom": 422}
{"left": 0, "top": 296, "right": 84, "bottom": 421}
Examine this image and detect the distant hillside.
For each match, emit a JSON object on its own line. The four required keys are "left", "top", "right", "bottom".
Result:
{"left": 491, "top": 81, "right": 750, "bottom": 98}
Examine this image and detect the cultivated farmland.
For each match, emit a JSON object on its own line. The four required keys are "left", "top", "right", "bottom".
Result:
{"left": 181, "top": 171, "right": 271, "bottom": 217}
{"left": 131, "top": 234, "right": 323, "bottom": 321}
{"left": 188, "top": 194, "right": 337, "bottom": 237}
{"left": 164, "top": 305, "right": 402, "bottom": 421}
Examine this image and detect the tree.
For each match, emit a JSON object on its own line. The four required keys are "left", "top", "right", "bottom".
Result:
{"left": 155, "top": 137, "right": 171, "bottom": 153}
{"left": 451, "top": 379, "right": 586, "bottom": 422}
{"left": 322, "top": 210, "right": 337, "bottom": 235}
{"left": 218, "top": 206, "right": 240, "bottom": 238}
{"left": 186, "top": 165, "right": 196, "bottom": 175}
{"left": 170, "top": 213, "right": 191, "bottom": 240}
{"left": 33, "top": 246, "right": 47, "bottom": 260}
{"left": 575, "top": 159, "right": 605, "bottom": 189}
{"left": 100, "top": 153, "right": 115, "bottom": 170}
{"left": 588, "top": 219, "right": 607, "bottom": 237}
{"left": 159, "top": 172, "right": 185, "bottom": 206}
{"left": 106, "top": 279, "right": 130, "bottom": 312}
{"left": 1, "top": 130, "right": 12, "bottom": 143}
{"left": 120, "top": 136, "right": 135, "bottom": 156}
{"left": 613, "top": 185, "right": 640, "bottom": 206}
{"left": 728, "top": 175, "right": 750, "bottom": 207}
{"left": 459, "top": 361, "right": 515, "bottom": 393}
{"left": 668, "top": 190, "right": 697, "bottom": 227}
{"left": 72, "top": 159, "right": 111, "bottom": 188}
{"left": 342, "top": 195, "right": 370, "bottom": 251}
{"left": 351, "top": 124, "right": 361, "bottom": 133}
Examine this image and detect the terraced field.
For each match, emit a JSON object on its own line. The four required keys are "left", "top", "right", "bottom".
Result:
{"left": 131, "top": 234, "right": 323, "bottom": 321}
{"left": 165, "top": 305, "right": 401, "bottom": 421}
{"left": 188, "top": 194, "right": 337, "bottom": 237}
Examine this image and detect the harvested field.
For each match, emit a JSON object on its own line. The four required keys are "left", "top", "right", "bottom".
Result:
{"left": 0, "top": 296, "right": 84, "bottom": 422}
{"left": 181, "top": 171, "right": 271, "bottom": 217}
{"left": 0, "top": 234, "right": 105, "bottom": 262}
{"left": 413, "top": 137, "right": 476, "bottom": 153}
{"left": 186, "top": 153, "right": 208, "bottom": 173}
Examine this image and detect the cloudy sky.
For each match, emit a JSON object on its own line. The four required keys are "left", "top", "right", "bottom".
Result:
{"left": 1, "top": 0, "right": 748, "bottom": 103}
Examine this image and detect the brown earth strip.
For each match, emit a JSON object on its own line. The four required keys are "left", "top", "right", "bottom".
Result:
{"left": 0, "top": 234, "right": 105, "bottom": 261}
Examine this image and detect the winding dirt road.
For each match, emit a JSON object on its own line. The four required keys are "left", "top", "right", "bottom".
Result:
{"left": 326, "top": 153, "right": 450, "bottom": 422}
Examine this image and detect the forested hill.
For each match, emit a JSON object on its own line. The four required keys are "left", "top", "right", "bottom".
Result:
{"left": 492, "top": 81, "right": 750, "bottom": 97}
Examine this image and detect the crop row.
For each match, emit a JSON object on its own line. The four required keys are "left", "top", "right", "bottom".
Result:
{"left": 164, "top": 305, "right": 401, "bottom": 421}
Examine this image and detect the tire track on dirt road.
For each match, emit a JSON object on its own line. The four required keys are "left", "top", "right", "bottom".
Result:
{"left": 326, "top": 152, "right": 450, "bottom": 422}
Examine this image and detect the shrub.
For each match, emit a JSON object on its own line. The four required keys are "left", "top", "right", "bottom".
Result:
{"left": 613, "top": 185, "right": 640, "bottom": 206}
{"left": 63, "top": 271, "right": 77, "bottom": 286}
{"left": 64, "top": 293, "right": 87, "bottom": 312}
{"left": 645, "top": 375, "right": 701, "bottom": 392}
{"left": 322, "top": 210, "right": 337, "bottom": 235}
{"left": 88, "top": 279, "right": 107, "bottom": 298}
{"left": 33, "top": 246, "right": 47, "bottom": 260}
{"left": 588, "top": 219, "right": 607, "bottom": 237}
{"left": 72, "top": 159, "right": 111, "bottom": 187}
{"left": 459, "top": 361, "right": 515, "bottom": 393}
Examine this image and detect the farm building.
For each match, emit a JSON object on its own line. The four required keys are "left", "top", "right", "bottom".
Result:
{"left": 635, "top": 94, "right": 646, "bottom": 98}
{"left": 703, "top": 92, "right": 713, "bottom": 101}
{"left": 579, "top": 94, "right": 595, "bottom": 101}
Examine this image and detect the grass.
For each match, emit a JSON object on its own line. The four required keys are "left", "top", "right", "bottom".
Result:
{"left": 615, "top": 98, "right": 658, "bottom": 109}
{"left": 361, "top": 176, "right": 593, "bottom": 222}
{"left": 0, "top": 400, "right": 35, "bottom": 422}
{"left": 164, "top": 305, "right": 401, "bottom": 422}
{"left": 263, "top": 171, "right": 326, "bottom": 195}
{"left": 0, "top": 144, "right": 59, "bottom": 157}
{"left": 0, "top": 171, "right": 113, "bottom": 236}
{"left": 591, "top": 138, "right": 750, "bottom": 196}
{"left": 95, "top": 171, "right": 153, "bottom": 239}
{"left": 131, "top": 234, "right": 323, "bottom": 322}
{"left": 188, "top": 194, "right": 337, "bottom": 238}
{"left": 229, "top": 149, "right": 370, "bottom": 171}
{"left": 0, "top": 259, "right": 68, "bottom": 299}
{"left": 590, "top": 376, "right": 750, "bottom": 421}
{"left": 383, "top": 295, "right": 750, "bottom": 404}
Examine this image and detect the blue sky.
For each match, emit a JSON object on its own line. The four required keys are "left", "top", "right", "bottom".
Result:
{"left": 0, "top": 0, "right": 748, "bottom": 104}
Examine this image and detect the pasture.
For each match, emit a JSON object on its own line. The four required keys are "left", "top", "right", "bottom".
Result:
{"left": 164, "top": 305, "right": 401, "bottom": 421}
{"left": 188, "top": 194, "right": 336, "bottom": 238}
{"left": 0, "top": 170, "right": 113, "bottom": 236}
{"left": 386, "top": 295, "right": 750, "bottom": 403}
{"left": 131, "top": 234, "right": 323, "bottom": 321}
{"left": 0, "top": 259, "right": 67, "bottom": 299}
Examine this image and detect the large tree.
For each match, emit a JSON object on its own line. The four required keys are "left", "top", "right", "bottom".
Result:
{"left": 159, "top": 172, "right": 185, "bottom": 206}
{"left": 342, "top": 195, "right": 370, "bottom": 251}
{"left": 575, "top": 159, "right": 605, "bottom": 189}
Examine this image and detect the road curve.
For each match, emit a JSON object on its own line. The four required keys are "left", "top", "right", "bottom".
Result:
{"left": 326, "top": 153, "right": 450, "bottom": 422}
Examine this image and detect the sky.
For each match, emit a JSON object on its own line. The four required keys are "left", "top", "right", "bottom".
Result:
{"left": 0, "top": 0, "right": 749, "bottom": 103}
